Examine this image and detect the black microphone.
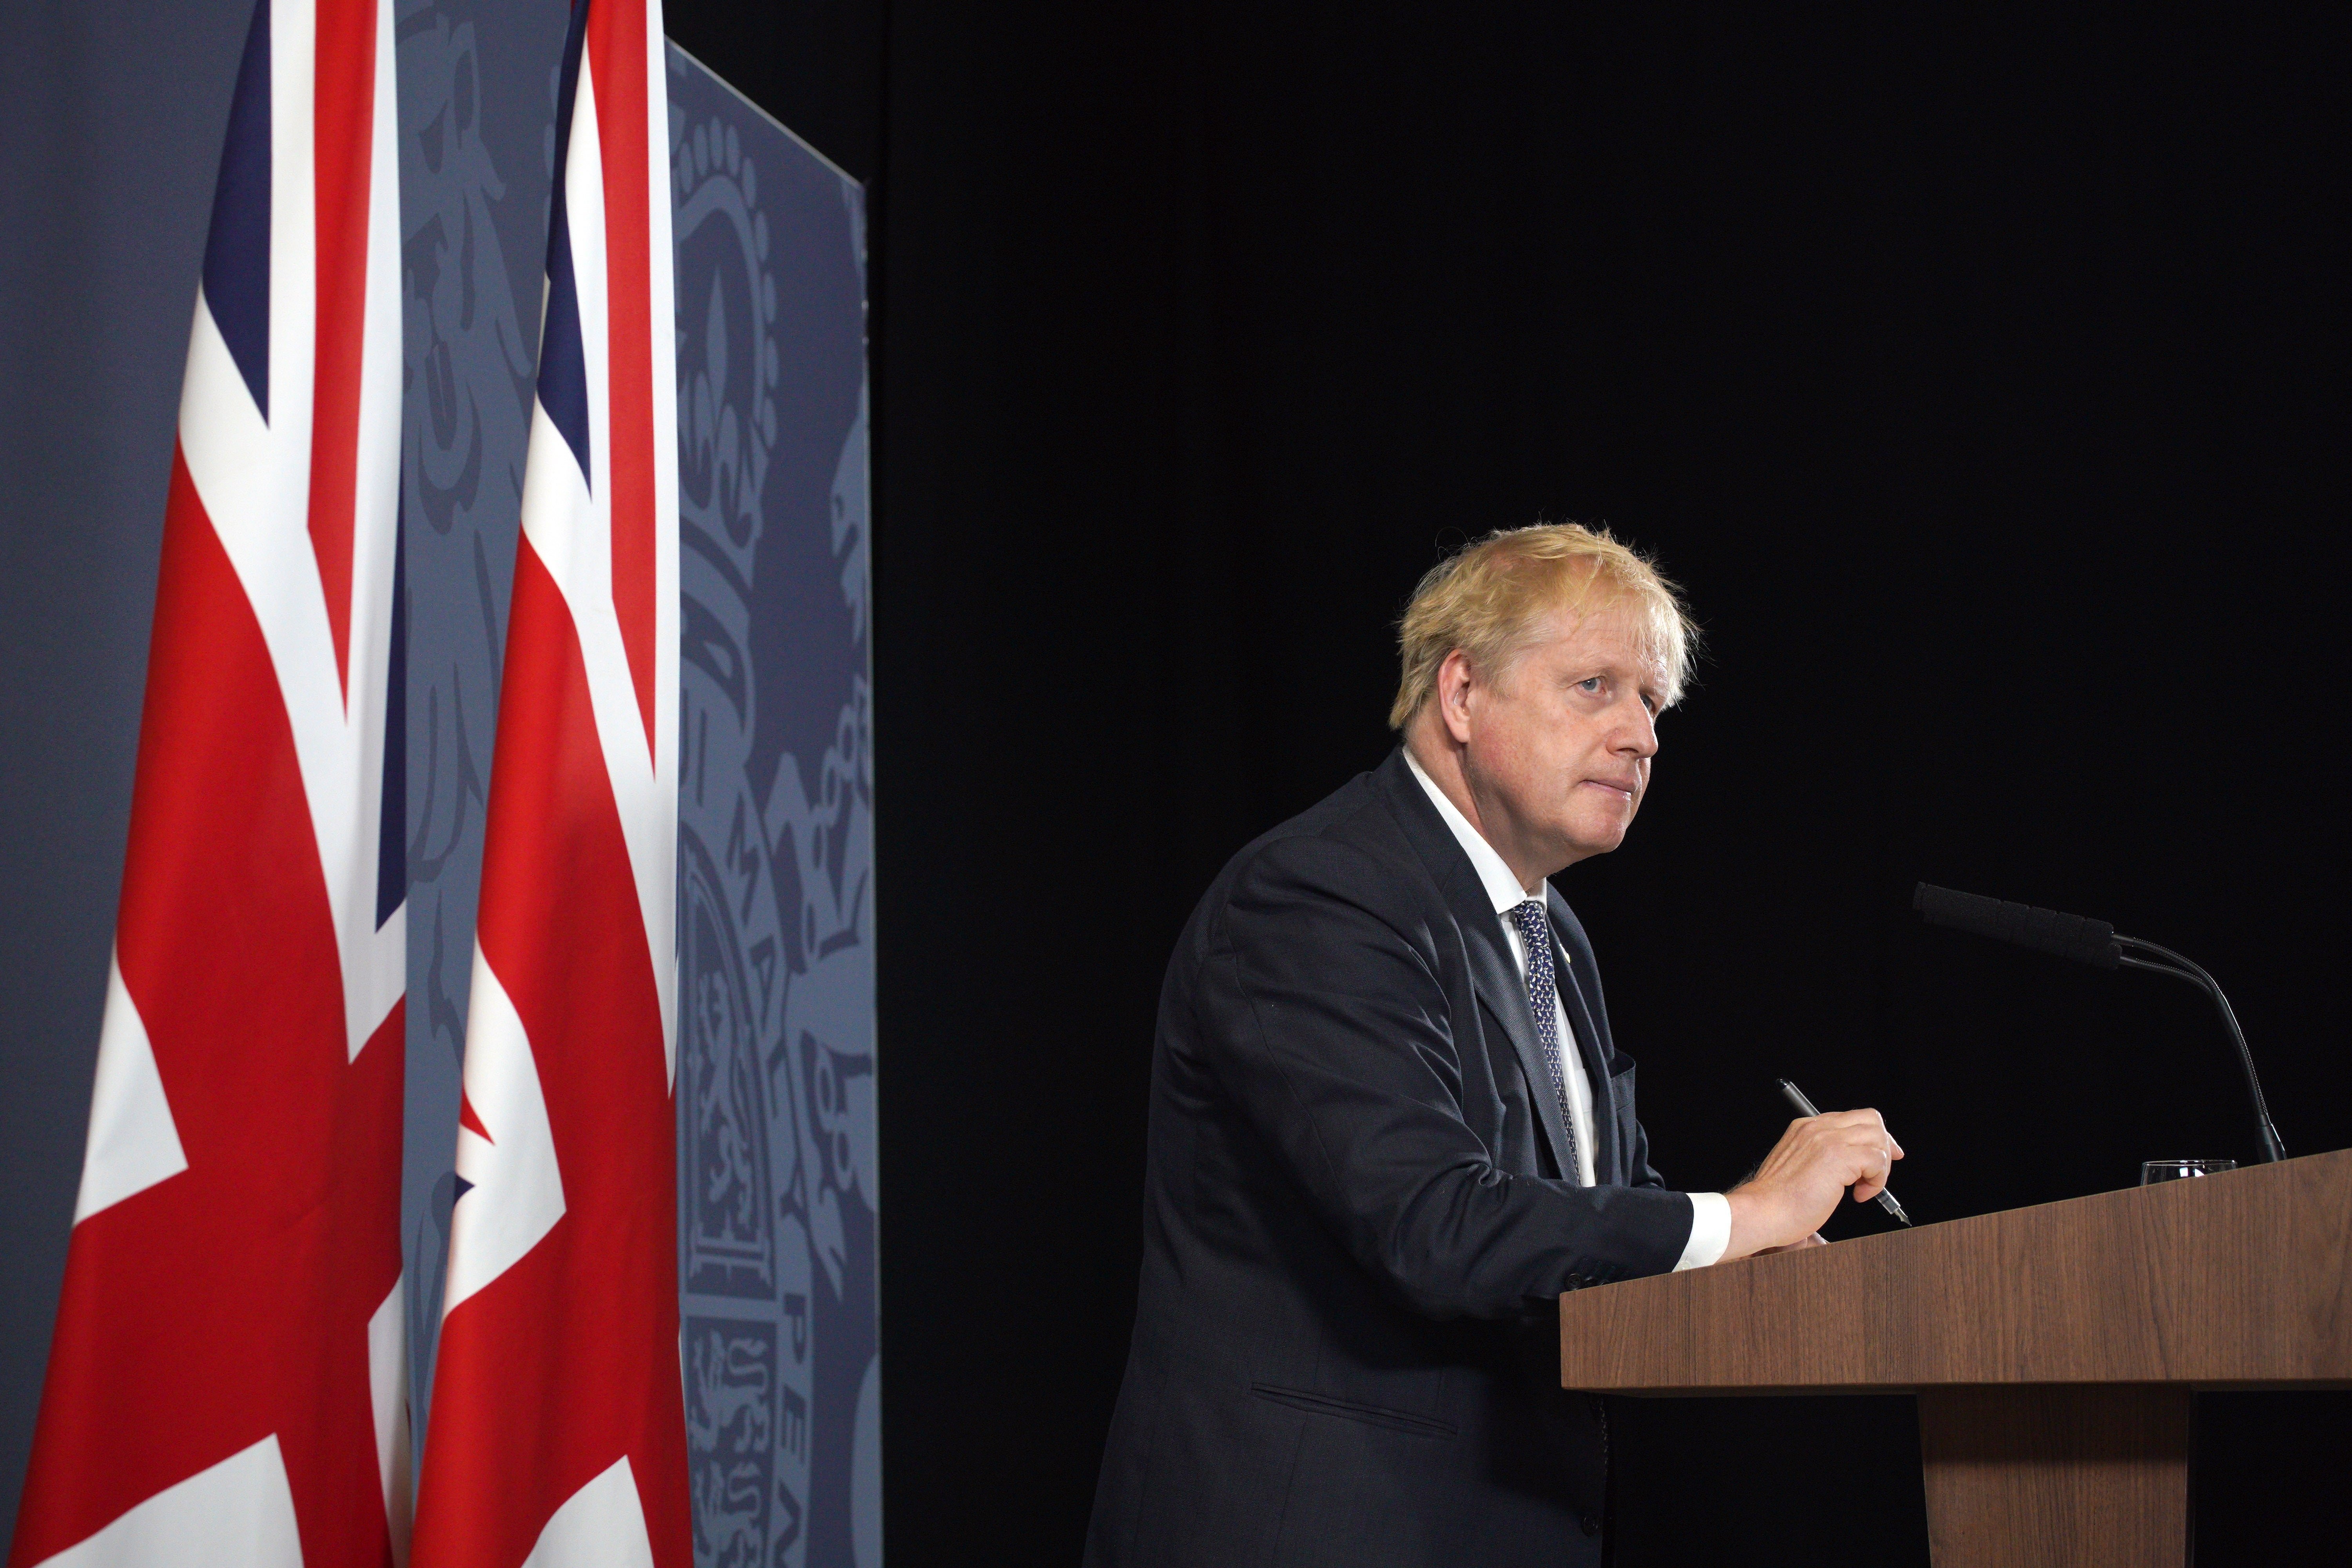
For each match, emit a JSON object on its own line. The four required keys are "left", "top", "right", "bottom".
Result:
{"left": 1911, "top": 883, "right": 2121, "bottom": 969}
{"left": 1912, "top": 883, "right": 2286, "bottom": 1164}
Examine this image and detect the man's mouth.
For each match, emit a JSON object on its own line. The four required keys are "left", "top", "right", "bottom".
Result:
{"left": 1579, "top": 778, "right": 1638, "bottom": 802}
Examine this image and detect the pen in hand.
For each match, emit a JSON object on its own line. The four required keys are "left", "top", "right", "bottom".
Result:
{"left": 1776, "top": 1078, "right": 1911, "bottom": 1227}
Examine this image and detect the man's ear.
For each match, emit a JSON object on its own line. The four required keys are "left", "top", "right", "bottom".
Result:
{"left": 1436, "top": 649, "right": 1477, "bottom": 745}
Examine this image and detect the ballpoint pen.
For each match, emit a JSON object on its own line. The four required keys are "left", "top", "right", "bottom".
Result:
{"left": 1776, "top": 1078, "right": 1911, "bottom": 1226}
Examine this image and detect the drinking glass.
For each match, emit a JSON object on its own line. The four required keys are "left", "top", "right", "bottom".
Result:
{"left": 2141, "top": 1158, "right": 2236, "bottom": 1184}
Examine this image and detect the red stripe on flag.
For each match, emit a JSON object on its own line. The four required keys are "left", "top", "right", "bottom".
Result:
{"left": 307, "top": 0, "right": 377, "bottom": 701}
{"left": 9, "top": 451, "right": 401, "bottom": 1568}
{"left": 457, "top": 1088, "right": 493, "bottom": 1144}
{"left": 586, "top": 0, "right": 659, "bottom": 756}
{"left": 410, "top": 537, "right": 688, "bottom": 1568}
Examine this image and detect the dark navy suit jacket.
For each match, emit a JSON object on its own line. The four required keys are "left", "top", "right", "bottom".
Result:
{"left": 1085, "top": 749, "right": 1697, "bottom": 1568}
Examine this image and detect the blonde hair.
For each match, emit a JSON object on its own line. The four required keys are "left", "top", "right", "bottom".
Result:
{"left": 1389, "top": 523, "right": 1697, "bottom": 731}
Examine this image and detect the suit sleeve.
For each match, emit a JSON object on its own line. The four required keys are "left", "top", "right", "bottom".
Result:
{"left": 1195, "top": 833, "right": 1694, "bottom": 1320}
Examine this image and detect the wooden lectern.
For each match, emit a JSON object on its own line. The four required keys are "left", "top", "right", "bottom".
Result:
{"left": 1559, "top": 1149, "right": 2352, "bottom": 1566}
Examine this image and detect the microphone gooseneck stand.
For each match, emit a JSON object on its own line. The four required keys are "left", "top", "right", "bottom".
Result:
{"left": 2110, "top": 933, "right": 2286, "bottom": 1165}
{"left": 1912, "top": 882, "right": 2286, "bottom": 1165}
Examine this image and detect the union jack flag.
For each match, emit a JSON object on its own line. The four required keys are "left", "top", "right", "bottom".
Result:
{"left": 407, "top": 0, "right": 687, "bottom": 1563}
{"left": 8, "top": 1, "right": 410, "bottom": 1565}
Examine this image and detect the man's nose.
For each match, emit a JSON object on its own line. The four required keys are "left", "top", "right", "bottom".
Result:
{"left": 1615, "top": 697, "right": 1659, "bottom": 758}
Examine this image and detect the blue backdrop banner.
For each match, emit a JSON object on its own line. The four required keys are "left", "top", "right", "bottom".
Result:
{"left": 667, "top": 47, "right": 878, "bottom": 1568}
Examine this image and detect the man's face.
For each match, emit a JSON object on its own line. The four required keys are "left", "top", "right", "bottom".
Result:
{"left": 1447, "top": 601, "right": 1666, "bottom": 883}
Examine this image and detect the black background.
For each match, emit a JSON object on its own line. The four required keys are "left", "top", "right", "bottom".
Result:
{"left": 668, "top": 3, "right": 2349, "bottom": 1562}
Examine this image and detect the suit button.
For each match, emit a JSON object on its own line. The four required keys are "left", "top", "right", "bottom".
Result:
{"left": 1579, "top": 1510, "right": 1602, "bottom": 1537}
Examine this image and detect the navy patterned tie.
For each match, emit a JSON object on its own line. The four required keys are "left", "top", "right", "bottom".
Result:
{"left": 1507, "top": 898, "right": 1582, "bottom": 1183}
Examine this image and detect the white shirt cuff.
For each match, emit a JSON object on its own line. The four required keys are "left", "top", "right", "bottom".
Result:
{"left": 1673, "top": 1192, "right": 1732, "bottom": 1271}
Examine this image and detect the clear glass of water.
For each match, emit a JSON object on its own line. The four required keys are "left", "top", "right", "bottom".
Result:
{"left": 2142, "top": 1158, "right": 2237, "bottom": 1184}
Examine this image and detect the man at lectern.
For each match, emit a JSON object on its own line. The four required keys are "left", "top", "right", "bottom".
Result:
{"left": 1083, "top": 524, "right": 1901, "bottom": 1567}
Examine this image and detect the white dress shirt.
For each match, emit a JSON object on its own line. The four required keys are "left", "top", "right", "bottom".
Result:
{"left": 1405, "top": 749, "right": 1731, "bottom": 1271}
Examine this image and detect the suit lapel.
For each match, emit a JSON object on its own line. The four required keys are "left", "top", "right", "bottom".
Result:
{"left": 1465, "top": 920, "right": 1577, "bottom": 1181}
{"left": 1371, "top": 753, "right": 1577, "bottom": 1181}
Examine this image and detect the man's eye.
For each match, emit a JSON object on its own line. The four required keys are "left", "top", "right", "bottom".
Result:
{"left": 1577, "top": 677, "right": 1602, "bottom": 693}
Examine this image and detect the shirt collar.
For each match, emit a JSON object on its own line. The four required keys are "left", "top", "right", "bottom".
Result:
{"left": 1402, "top": 746, "right": 1542, "bottom": 916}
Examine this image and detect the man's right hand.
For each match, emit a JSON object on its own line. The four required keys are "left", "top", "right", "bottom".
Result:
{"left": 1721, "top": 1110, "right": 1903, "bottom": 1260}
